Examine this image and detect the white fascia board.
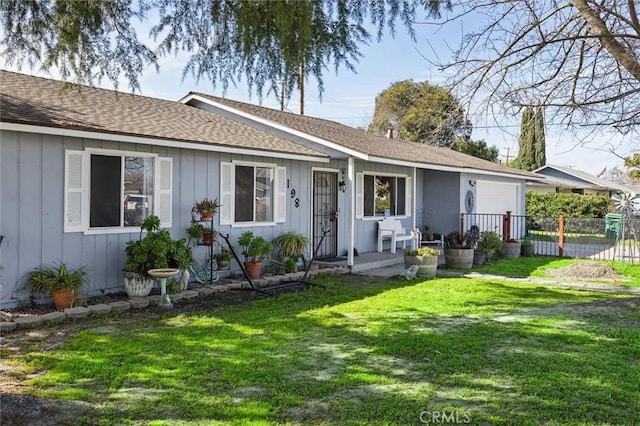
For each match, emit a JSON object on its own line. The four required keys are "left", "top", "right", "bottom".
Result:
{"left": 368, "top": 155, "right": 532, "bottom": 181}
{"left": 1, "top": 122, "right": 330, "bottom": 163}
{"left": 181, "top": 93, "right": 369, "bottom": 160}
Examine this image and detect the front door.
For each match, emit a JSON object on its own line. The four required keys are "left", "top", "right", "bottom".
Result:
{"left": 313, "top": 171, "right": 339, "bottom": 258}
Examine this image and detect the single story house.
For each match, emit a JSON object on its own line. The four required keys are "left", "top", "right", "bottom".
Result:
{"left": 0, "top": 70, "right": 536, "bottom": 308}
{"left": 531, "top": 164, "right": 634, "bottom": 196}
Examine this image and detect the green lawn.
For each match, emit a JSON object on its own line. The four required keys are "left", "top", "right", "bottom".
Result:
{"left": 14, "top": 272, "right": 640, "bottom": 425}
{"left": 474, "top": 257, "right": 640, "bottom": 286}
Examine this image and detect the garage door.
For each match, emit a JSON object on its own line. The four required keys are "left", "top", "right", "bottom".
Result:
{"left": 476, "top": 181, "right": 519, "bottom": 215}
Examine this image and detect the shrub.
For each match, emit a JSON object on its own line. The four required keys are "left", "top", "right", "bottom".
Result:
{"left": 526, "top": 192, "right": 611, "bottom": 218}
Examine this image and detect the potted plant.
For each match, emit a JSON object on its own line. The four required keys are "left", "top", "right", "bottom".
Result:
{"left": 186, "top": 222, "right": 205, "bottom": 243}
{"left": 272, "top": 231, "right": 309, "bottom": 273}
{"left": 124, "top": 215, "right": 194, "bottom": 297}
{"left": 443, "top": 231, "right": 474, "bottom": 269}
{"left": 237, "top": 231, "right": 273, "bottom": 279}
{"left": 214, "top": 248, "right": 233, "bottom": 270}
{"left": 521, "top": 237, "right": 534, "bottom": 257}
{"left": 475, "top": 231, "right": 503, "bottom": 264}
{"left": 194, "top": 198, "right": 219, "bottom": 221}
{"left": 403, "top": 246, "right": 440, "bottom": 278}
{"left": 502, "top": 238, "right": 521, "bottom": 259}
{"left": 421, "top": 226, "right": 434, "bottom": 242}
{"left": 29, "top": 261, "right": 89, "bottom": 309}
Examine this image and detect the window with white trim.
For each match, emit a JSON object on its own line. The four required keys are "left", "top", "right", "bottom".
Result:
{"left": 64, "top": 149, "right": 172, "bottom": 232}
{"left": 356, "top": 173, "right": 411, "bottom": 218}
{"left": 220, "top": 161, "right": 286, "bottom": 225}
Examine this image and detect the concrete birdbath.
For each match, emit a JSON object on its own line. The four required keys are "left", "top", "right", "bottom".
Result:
{"left": 147, "top": 268, "right": 180, "bottom": 309}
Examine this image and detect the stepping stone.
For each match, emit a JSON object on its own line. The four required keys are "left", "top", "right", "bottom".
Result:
{"left": 109, "top": 301, "right": 131, "bottom": 312}
{"left": 211, "top": 285, "right": 229, "bottom": 293}
{"left": 64, "top": 307, "right": 91, "bottom": 319}
{"left": 0, "top": 322, "right": 17, "bottom": 333}
{"left": 226, "top": 282, "right": 244, "bottom": 290}
{"left": 147, "top": 295, "right": 162, "bottom": 306}
{"left": 198, "top": 287, "right": 216, "bottom": 296}
{"left": 41, "top": 311, "right": 67, "bottom": 323}
{"left": 129, "top": 298, "right": 150, "bottom": 309}
{"left": 181, "top": 290, "right": 199, "bottom": 299}
{"left": 14, "top": 316, "right": 44, "bottom": 329}
{"left": 87, "top": 304, "right": 112, "bottom": 314}
{"left": 169, "top": 292, "right": 184, "bottom": 301}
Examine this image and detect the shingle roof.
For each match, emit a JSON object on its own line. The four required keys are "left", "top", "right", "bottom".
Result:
{"left": 535, "top": 164, "right": 633, "bottom": 193}
{"left": 188, "top": 92, "right": 538, "bottom": 178}
{"left": 0, "top": 70, "right": 327, "bottom": 159}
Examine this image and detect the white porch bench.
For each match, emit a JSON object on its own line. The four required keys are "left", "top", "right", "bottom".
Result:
{"left": 377, "top": 217, "right": 415, "bottom": 253}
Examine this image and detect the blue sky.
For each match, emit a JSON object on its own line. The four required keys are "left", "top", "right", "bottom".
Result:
{"left": 7, "top": 14, "right": 635, "bottom": 177}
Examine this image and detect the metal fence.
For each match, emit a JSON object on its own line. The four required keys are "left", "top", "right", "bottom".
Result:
{"left": 460, "top": 212, "right": 640, "bottom": 262}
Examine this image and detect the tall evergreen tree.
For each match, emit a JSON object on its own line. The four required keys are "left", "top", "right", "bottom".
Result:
{"left": 513, "top": 106, "right": 545, "bottom": 170}
{"left": 513, "top": 107, "right": 535, "bottom": 170}
{"left": 532, "top": 106, "right": 546, "bottom": 168}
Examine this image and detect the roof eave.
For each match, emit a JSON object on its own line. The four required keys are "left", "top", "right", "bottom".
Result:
{"left": 368, "top": 155, "right": 533, "bottom": 180}
{"left": 0, "top": 122, "right": 331, "bottom": 163}
{"left": 180, "top": 93, "right": 369, "bottom": 161}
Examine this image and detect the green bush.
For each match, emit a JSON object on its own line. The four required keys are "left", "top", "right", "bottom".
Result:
{"left": 526, "top": 193, "right": 611, "bottom": 218}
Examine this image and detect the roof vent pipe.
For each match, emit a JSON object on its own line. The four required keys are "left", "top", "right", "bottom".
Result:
{"left": 386, "top": 125, "right": 394, "bottom": 139}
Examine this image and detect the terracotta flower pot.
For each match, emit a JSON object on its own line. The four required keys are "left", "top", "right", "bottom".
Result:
{"left": 52, "top": 288, "right": 77, "bottom": 309}
{"left": 244, "top": 261, "right": 263, "bottom": 280}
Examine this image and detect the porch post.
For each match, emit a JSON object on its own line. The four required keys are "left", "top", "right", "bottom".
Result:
{"left": 347, "top": 156, "right": 355, "bottom": 268}
{"left": 411, "top": 167, "right": 417, "bottom": 249}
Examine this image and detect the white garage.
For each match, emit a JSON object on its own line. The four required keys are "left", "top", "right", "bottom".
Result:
{"left": 476, "top": 180, "right": 521, "bottom": 215}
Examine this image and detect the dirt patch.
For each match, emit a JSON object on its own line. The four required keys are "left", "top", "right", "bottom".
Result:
{"left": 544, "top": 261, "right": 625, "bottom": 281}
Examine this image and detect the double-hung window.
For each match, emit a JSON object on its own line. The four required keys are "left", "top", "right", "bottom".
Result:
{"left": 356, "top": 173, "right": 411, "bottom": 218}
{"left": 220, "top": 161, "right": 286, "bottom": 226}
{"left": 64, "top": 149, "right": 172, "bottom": 232}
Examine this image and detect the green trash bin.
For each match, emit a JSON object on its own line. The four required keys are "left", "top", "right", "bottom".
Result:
{"left": 605, "top": 213, "right": 622, "bottom": 240}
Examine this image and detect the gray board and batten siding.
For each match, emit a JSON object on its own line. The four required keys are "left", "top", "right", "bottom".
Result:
{"left": 0, "top": 130, "right": 325, "bottom": 308}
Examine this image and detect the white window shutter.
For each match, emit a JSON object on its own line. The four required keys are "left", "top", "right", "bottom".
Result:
{"left": 355, "top": 173, "right": 364, "bottom": 219}
{"left": 220, "top": 162, "right": 234, "bottom": 225}
{"left": 405, "top": 177, "right": 412, "bottom": 216}
{"left": 64, "top": 150, "right": 86, "bottom": 232}
{"left": 275, "top": 166, "right": 286, "bottom": 223}
{"left": 156, "top": 157, "right": 173, "bottom": 228}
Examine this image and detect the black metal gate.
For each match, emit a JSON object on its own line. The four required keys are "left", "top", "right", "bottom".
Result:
{"left": 313, "top": 171, "right": 338, "bottom": 258}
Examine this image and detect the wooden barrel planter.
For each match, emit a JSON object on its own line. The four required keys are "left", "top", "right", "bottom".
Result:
{"left": 502, "top": 242, "right": 521, "bottom": 259}
{"left": 444, "top": 248, "right": 474, "bottom": 269}
{"left": 404, "top": 254, "right": 438, "bottom": 278}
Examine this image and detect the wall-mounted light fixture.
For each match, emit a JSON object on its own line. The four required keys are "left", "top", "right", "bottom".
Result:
{"left": 469, "top": 179, "right": 476, "bottom": 187}
{"left": 338, "top": 169, "right": 347, "bottom": 193}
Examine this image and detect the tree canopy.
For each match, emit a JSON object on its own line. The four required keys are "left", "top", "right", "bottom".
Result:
{"left": 368, "top": 80, "right": 471, "bottom": 146}
{"left": 437, "top": 1, "right": 640, "bottom": 135}
{"left": 1, "top": 0, "right": 448, "bottom": 101}
{"left": 368, "top": 80, "right": 500, "bottom": 161}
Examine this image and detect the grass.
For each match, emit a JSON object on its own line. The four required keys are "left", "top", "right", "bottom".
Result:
{"left": 474, "top": 256, "right": 640, "bottom": 286}
{"left": 13, "top": 272, "right": 640, "bottom": 425}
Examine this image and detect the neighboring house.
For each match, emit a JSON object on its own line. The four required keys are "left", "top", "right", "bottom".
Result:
{"left": 0, "top": 70, "right": 536, "bottom": 308}
{"left": 531, "top": 164, "right": 635, "bottom": 196}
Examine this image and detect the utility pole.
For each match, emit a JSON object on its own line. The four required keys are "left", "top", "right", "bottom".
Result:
{"left": 501, "top": 147, "right": 515, "bottom": 164}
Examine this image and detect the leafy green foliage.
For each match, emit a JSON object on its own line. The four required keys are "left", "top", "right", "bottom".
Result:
{"left": 125, "top": 216, "right": 194, "bottom": 277}
{"left": 624, "top": 153, "right": 640, "bottom": 179}
{"left": 368, "top": 80, "right": 471, "bottom": 146}
{"left": 526, "top": 192, "right": 611, "bottom": 218}
{"left": 405, "top": 246, "right": 440, "bottom": 256}
{"left": 1, "top": 0, "right": 448, "bottom": 96}
{"left": 29, "top": 261, "right": 88, "bottom": 294}
{"left": 238, "top": 231, "right": 273, "bottom": 262}
{"left": 451, "top": 138, "right": 500, "bottom": 162}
